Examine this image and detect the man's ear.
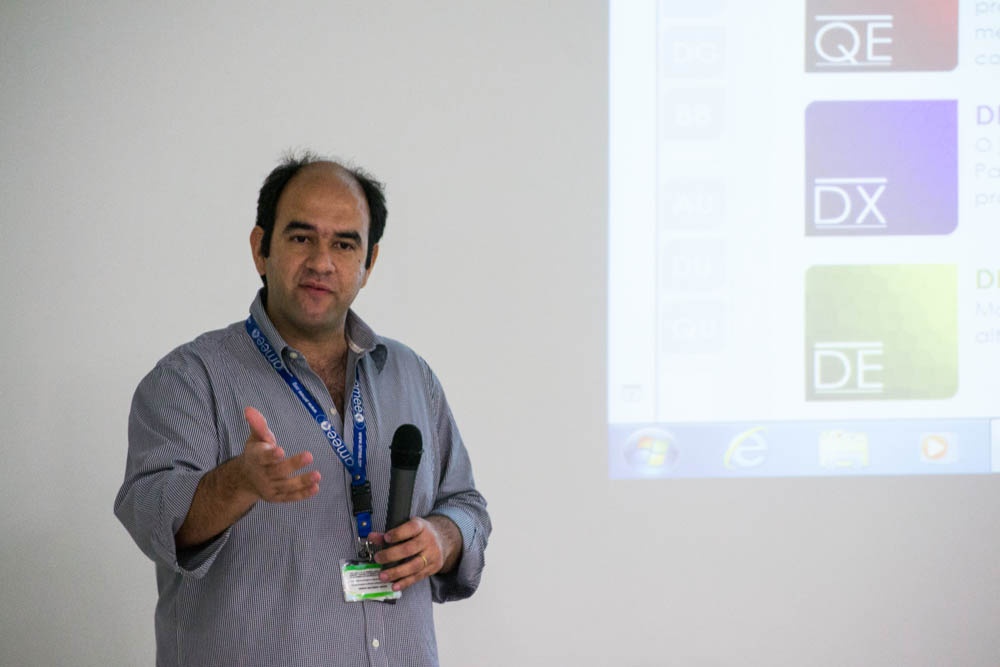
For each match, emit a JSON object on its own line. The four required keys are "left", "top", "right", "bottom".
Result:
{"left": 250, "top": 226, "right": 266, "bottom": 277}
{"left": 361, "top": 243, "right": 379, "bottom": 287}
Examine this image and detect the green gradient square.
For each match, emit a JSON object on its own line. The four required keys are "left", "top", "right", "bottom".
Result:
{"left": 805, "top": 265, "right": 957, "bottom": 401}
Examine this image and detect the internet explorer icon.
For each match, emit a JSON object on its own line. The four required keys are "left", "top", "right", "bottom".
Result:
{"left": 724, "top": 426, "right": 767, "bottom": 470}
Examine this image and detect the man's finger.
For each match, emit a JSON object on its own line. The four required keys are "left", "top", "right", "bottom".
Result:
{"left": 264, "top": 450, "right": 315, "bottom": 479}
{"left": 376, "top": 538, "right": 423, "bottom": 566}
{"left": 383, "top": 517, "right": 424, "bottom": 545}
{"left": 243, "top": 439, "right": 284, "bottom": 465}
{"left": 375, "top": 521, "right": 436, "bottom": 568}
{"left": 378, "top": 549, "right": 438, "bottom": 592}
{"left": 379, "top": 553, "right": 425, "bottom": 579}
{"left": 244, "top": 406, "right": 275, "bottom": 444}
{"left": 269, "top": 471, "right": 322, "bottom": 502}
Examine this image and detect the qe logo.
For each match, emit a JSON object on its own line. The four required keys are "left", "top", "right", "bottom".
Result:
{"left": 805, "top": 0, "right": 958, "bottom": 73}
{"left": 811, "top": 14, "right": 893, "bottom": 68}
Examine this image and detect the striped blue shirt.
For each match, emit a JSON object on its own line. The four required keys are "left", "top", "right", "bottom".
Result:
{"left": 114, "top": 293, "right": 490, "bottom": 666}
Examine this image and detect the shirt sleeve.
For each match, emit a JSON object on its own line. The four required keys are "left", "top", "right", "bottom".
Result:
{"left": 424, "top": 371, "right": 492, "bottom": 603}
{"left": 113, "top": 358, "right": 231, "bottom": 578}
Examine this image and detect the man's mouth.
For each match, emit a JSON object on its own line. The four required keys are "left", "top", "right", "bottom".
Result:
{"left": 300, "top": 281, "right": 332, "bottom": 295}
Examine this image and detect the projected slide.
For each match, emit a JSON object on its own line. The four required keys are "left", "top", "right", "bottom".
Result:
{"left": 608, "top": 0, "right": 1000, "bottom": 478}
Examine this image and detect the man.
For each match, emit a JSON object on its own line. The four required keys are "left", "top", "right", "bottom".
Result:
{"left": 115, "top": 154, "right": 490, "bottom": 667}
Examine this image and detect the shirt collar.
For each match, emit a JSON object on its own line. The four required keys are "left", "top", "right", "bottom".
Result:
{"left": 250, "top": 289, "right": 388, "bottom": 373}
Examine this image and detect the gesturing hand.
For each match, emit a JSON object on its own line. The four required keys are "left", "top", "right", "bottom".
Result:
{"left": 175, "top": 407, "right": 322, "bottom": 550}
{"left": 238, "top": 406, "right": 321, "bottom": 503}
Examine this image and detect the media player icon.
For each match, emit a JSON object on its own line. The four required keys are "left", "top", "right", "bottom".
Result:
{"left": 920, "top": 433, "right": 957, "bottom": 464}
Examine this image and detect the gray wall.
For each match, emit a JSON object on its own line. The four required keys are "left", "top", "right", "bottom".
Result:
{"left": 2, "top": 2, "right": 998, "bottom": 665}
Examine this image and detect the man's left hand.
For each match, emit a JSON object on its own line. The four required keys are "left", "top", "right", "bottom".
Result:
{"left": 370, "top": 515, "right": 462, "bottom": 592}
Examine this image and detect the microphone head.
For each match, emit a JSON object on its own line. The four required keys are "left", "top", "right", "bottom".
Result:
{"left": 390, "top": 424, "right": 423, "bottom": 470}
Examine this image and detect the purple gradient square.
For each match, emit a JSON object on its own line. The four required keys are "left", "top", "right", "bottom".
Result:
{"left": 805, "top": 100, "right": 957, "bottom": 236}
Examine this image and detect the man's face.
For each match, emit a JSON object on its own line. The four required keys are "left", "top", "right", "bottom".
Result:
{"left": 251, "top": 163, "right": 378, "bottom": 345}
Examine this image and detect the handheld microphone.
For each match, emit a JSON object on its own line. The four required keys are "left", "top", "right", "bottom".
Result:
{"left": 385, "top": 424, "right": 423, "bottom": 531}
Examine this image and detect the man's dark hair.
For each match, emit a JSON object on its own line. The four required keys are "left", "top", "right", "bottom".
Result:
{"left": 254, "top": 152, "right": 387, "bottom": 275}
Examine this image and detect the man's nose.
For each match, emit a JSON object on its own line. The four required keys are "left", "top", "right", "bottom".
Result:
{"left": 306, "top": 244, "right": 336, "bottom": 272}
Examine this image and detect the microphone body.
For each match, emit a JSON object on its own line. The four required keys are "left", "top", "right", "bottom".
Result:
{"left": 385, "top": 424, "right": 423, "bottom": 531}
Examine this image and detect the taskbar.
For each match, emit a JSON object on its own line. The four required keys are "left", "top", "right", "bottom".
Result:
{"left": 609, "top": 418, "right": 1000, "bottom": 479}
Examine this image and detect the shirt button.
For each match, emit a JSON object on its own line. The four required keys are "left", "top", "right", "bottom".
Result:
{"left": 289, "top": 351, "right": 299, "bottom": 359}
{"left": 372, "top": 639, "right": 380, "bottom": 648}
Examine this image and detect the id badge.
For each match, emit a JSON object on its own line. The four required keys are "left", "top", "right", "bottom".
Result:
{"left": 340, "top": 559, "right": 401, "bottom": 602}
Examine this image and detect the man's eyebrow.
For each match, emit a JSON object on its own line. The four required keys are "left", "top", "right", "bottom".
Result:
{"left": 334, "top": 230, "right": 363, "bottom": 243}
{"left": 281, "top": 221, "right": 362, "bottom": 244}
{"left": 281, "top": 220, "right": 317, "bottom": 234}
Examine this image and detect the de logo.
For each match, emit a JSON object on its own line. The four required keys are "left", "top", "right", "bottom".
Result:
{"left": 805, "top": 264, "right": 957, "bottom": 401}
{"left": 805, "top": 100, "right": 957, "bottom": 237}
{"left": 805, "top": 0, "right": 957, "bottom": 72}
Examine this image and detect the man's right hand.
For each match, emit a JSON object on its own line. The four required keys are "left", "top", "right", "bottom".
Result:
{"left": 237, "top": 406, "right": 321, "bottom": 503}
{"left": 174, "top": 407, "right": 320, "bottom": 550}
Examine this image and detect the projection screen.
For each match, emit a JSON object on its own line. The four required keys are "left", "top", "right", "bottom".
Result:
{"left": 609, "top": 0, "right": 1000, "bottom": 479}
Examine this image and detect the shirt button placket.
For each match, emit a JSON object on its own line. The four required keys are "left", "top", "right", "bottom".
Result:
{"left": 363, "top": 605, "right": 389, "bottom": 667}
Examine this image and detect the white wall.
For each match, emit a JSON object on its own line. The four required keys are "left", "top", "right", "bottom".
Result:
{"left": 1, "top": 2, "right": 998, "bottom": 665}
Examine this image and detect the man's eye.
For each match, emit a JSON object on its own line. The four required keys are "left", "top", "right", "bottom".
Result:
{"left": 290, "top": 235, "right": 310, "bottom": 243}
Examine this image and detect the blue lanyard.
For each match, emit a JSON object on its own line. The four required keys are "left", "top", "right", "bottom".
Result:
{"left": 245, "top": 315, "right": 373, "bottom": 539}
